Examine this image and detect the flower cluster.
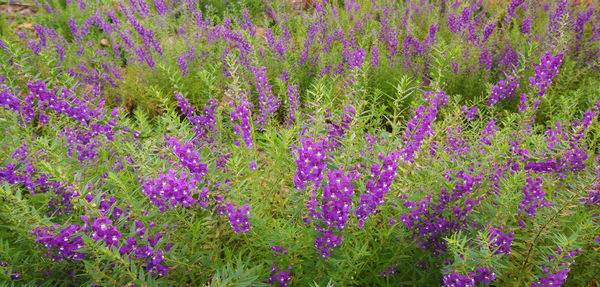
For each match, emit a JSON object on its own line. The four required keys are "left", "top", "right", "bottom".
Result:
{"left": 398, "top": 170, "right": 482, "bottom": 253}
{"left": 286, "top": 84, "right": 300, "bottom": 126}
{"left": 31, "top": 224, "right": 86, "bottom": 261}
{"left": 293, "top": 138, "right": 327, "bottom": 191}
{"left": 443, "top": 267, "right": 496, "bottom": 287}
{"left": 0, "top": 262, "right": 21, "bottom": 280}
{"left": 487, "top": 75, "right": 520, "bottom": 106}
{"left": 524, "top": 148, "right": 588, "bottom": 177}
{"left": 226, "top": 202, "right": 250, "bottom": 234}
{"left": 519, "top": 176, "right": 549, "bottom": 218}
{"left": 270, "top": 246, "right": 288, "bottom": 257}
{"left": 0, "top": 83, "right": 30, "bottom": 122}
{"left": 166, "top": 136, "right": 208, "bottom": 178}
{"left": 380, "top": 262, "right": 397, "bottom": 278}
{"left": 29, "top": 81, "right": 105, "bottom": 124}
{"left": 480, "top": 120, "right": 498, "bottom": 146}
{"left": 401, "top": 90, "right": 448, "bottom": 162}
{"left": 355, "top": 152, "right": 399, "bottom": 228}
{"left": 230, "top": 96, "right": 254, "bottom": 149}
{"left": 268, "top": 263, "right": 292, "bottom": 287}
{"left": 313, "top": 229, "right": 343, "bottom": 258}
{"left": 486, "top": 226, "right": 514, "bottom": 255}
{"left": 141, "top": 169, "right": 206, "bottom": 212}
{"left": 320, "top": 168, "right": 355, "bottom": 231}
{"left": 119, "top": 220, "right": 171, "bottom": 277}
{"left": 532, "top": 247, "right": 581, "bottom": 287}
{"left": 253, "top": 66, "right": 279, "bottom": 129}
{"left": 326, "top": 105, "right": 356, "bottom": 148}
{"left": 176, "top": 94, "right": 218, "bottom": 142}
{"left": 309, "top": 168, "right": 358, "bottom": 258}
{"left": 461, "top": 106, "right": 478, "bottom": 121}
{"left": 85, "top": 216, "right": 122, "bottom": 248}
{"left": 529, "top": 51, "right": 564, "bottom": 97}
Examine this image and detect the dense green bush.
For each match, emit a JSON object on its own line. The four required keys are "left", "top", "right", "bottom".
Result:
{"left": 0, "top": 0, "right": 599, "bottom": 286}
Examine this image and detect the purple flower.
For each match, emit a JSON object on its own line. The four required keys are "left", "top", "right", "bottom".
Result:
{"left": 371, "top": 46, "right": 379, "bottom": 67}
{"left": 293, "top": 138, "right": 327, "bottom": 191}
{"left": 166, "top": 136, "right": 208, "bottom": 178}
{"left": 380, "top": 262, "right": 398, "bottom": 278}
{"left": 313, "top": 229, "right": 343, "bottom": 258}
{"left": 268, "top": 263, "right": 292, "bottom": 287}
{"left": 141, "top": 169, "right": 205, "bottom": 212}
{"left": 480, "top": 120, "right": 498, "bottom": 146}
{"left": 355, "top": 152, "right": 399, "bottom": 228}
{"left": 270, "top": 246, "right": 288, "bottom": 257}
{"left": 522, "top": 16, "right": 532, "bottom": 34}
{"left": 532, "top": 247, "right": 581, "bottom": 287}
{"left": 320, "top": 168, "right": 355, "bottom": 231}
{"left": 443, "top": 272, "right": 475, "bottom": 287}
{"left": 487, "top": 226, "right": 514, "bottom": 255}
{"left": 31, "top": 224, "right": 86, "bottom": 261}
{"left": 253, "top": 66, "right": 279, "bottom": 129}
{"left": 401, "top": 90, "right": 448, "bottom": 161}
{"left": 529, "top": 51, "right": 564, "bottom": 97}
{"left": 519, "top": 176, "right": 549, "bottom": 218}
{"left": 488, "top": 75, "right": 520, "bottom": 106}
{"left": 226, "top": 202, "right": 250, "bottom": 234}
{"left": 479, "top": 49, "right": 492, "bottom": 71}
{"left": 286, "top": 84, "right": 300, "bottom": 126}
{"left": 481, "top": 23, "right": 496, "bottom": 44}
{"left": 176, "top": 94, "right": 218, "bottom": 142}
{"left": 230, "top": 95, "right": 254, "bottom": 149}
{"left": 90, "top": 216, "right": 122, "bottom": 248}
{"left": 462, "top": 106, "right": 478, "bottom": 121}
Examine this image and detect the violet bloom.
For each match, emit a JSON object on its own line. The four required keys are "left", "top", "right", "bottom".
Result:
{"left": 31, "top": 224, "right": 86, "bottom": 261}
{"left": 141, "top": 169, "right": 206, "bottom": 212}
{"left": 230, "top": 96, "right": 254, "bottom": 149}
{"left": 0, "top": 261, "right": 20, "bottom": 280}
{"left": 522, "top": 16, "right": 532, "bottom": 34}
{"left": 519, "top": 176, "right": 549, "bottom": 218}
{"left": 320, "top": 168, "right": 355, "bottom": 231}
{"left": 487, "top": 226, "right": 514, "bottom": 255}
{"left": 253, "top": 66, "right": 279, "bottom": 129}
{"left": 226, "top": 202, "right": 250, "bottom": 234}
{"left": 462, "top": 106, "right": 478, "bottom": 121}
{"left": 90, "top": 216, "right": 122, "bottom": 248}
{"left": 355, "top": 152, "right": 399, "bottom": 228}
{"left": 293, "top": 138, "right": 327, "bottom": 191}
{"left": 473, "top": 267, "right": 496, "bottom": 284}
{"left": 488, "top": 75, "right": 520, "bottom": 106}
{"left": 481, "top": 23, "right": 496, "bottom": 45}
{"left": 443, "top": 267, "right": 495, "bottom": 287}
{"left": 401, "top": 91, "right": 448, "bottom": 161}
{"left": 529, "top": 51, "right": 564, "bottom": 97}
{"left": 313, "top": 229, "right": 342, "bottom": 258}
{"left": 166, "top": 136, "right": 208, "bottom": 178}
{"left": 480, "top": 120, "right": 498, "bottom": 146}
{"left": 286, "top": 84, "right": 300, "bottom": 126}
{"left": 268, "top": 263, "right": 292, "bottom": 287}
{"left": 547, "top": 0, "right": 570, "bottom": 40}
{"left": 176, "top": 94, "right": 218, "bottom": 142}
{"left": 442, "top": 272, "right": 475, "bottom": 287}
{"left": 519, "top": 93, "right": 528, "bottom": 112}
{"left": 154, "top": 0, "right": 168, "bottom": 15}
{"left": 504, "top": 0, "right": 525, "bottom": 25}
{"left": 479, "top": 49, "right": 492, "bottom": 71}
{"left": 371, "top": 46, "right": 379, "bottom": 67}
{"left": 270, "top": 246, "right": 288, "bottom": 257}
{"left": 532, "top": 247, "right": 581, "bottom": 287}
{"left": 380, "top": 263, "right": 398, "bottom": 278}
{"left": 326, "top": 105, "right": 356, "bottom": 148}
